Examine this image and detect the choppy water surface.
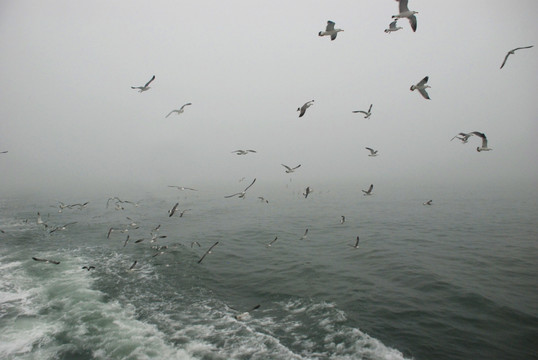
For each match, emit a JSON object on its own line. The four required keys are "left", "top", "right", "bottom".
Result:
{"left": 1, "top": 185, "right": 537, "bottom": 359}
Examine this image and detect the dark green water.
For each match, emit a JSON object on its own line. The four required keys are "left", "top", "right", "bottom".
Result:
{"left": 1, "top": 187, "right": 537, "bottom": 359}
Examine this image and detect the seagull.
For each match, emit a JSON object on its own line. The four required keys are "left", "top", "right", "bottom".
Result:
{"left": 49, "top": 222, "right": 77, "bottom": 234}
{"left": 410, "top": 76, "right": 431, "bottom": 100}
{"left": 232, "top": 149, "right": 257, "bottom": 155}
{"left": 258, "top": 197, "right": 269, "bottom": 203}
{"left": 423, "top": 200, "right": 433, "bottom": 205}
{"left": 266, "top": 236, "right": 278, "bottom": 247}
{"left": 318, "top": 21, "right": 344, "bottom": 40}
{"left": 300, "top": 229, "right": 309, "bottom": 240}
{"left": 234, "top": 304, "right": 261, "bottom": 321}
{"left": 352, "top": 104, "right": 373, "bottom": 118}
{"left": 129, "top": 260, "right": 138, "bottom": 270}
{"left": 123, "top": 235, "right": 130, "bottom": 247}
{"left": 392, "top": 0, "right": 418, "bottom": 32}
{"left": 281, "top": 164, "right": 301, "bottom": 173}
{"left": 37, "top": 212, "right": 44, "bottom": 225}
{"left": 82, "top": 266, "right": 96, "bottom": 271}
{"left": 165, "top": 103, "right": 192, "bottom": 118}
{"left": 471, "top": 131, "right": 492, "bottom": 152}
{"left": 131, "top": 75, "right": 155, "bottom": 92}
{"left": 168, "top": 202, "right": 179, "bottom": 217}
{"left": 198, "top": 241, "right": 219, "bottom": 264}
{"left": 303, "top": 186, "right": 313, "bottom": 198}
{"left": 179, "top": 209, "right": 192, "bottom": 217}
{"left": 450, "top": 132, "right": 473, "bottom": 143}
{"left": 500, "top": 46, "right": 533, "bottom": 69}
{"left": 385, "top": 19, "right": 403, "bottom": 34}
{"left": 168, "top": 185, "right": 198, "bottom": 191}
{"left": 191, "top": 241, "right": 201, "bottom": 248}
{"left": 365, "top": 147, "right": 378, "bottom": 157}
{"left": 0, "top": 151, "right": 7, "bottom": 154}
{"left": 151, "top": 234, "right": 167, "bottom": 243}
{"left": 32, "top": 257, "right": 60, "bottom": 265}
{"left": 349, "top": 236, "right": 360, "bottom": 249}
{"left": 297, "top": 100, "right": 314, "bottom": 117}
{"left": 340, "top": 216, "right": 346, "bottom": 224}
{"left": 225, "top": 178, "right": 256, "bottom": 199}
{"left": 70, "top": 201, "right": 89, "bottom": 209}
{"left": 362, "top": 184, "right": 374, "bottom": 196}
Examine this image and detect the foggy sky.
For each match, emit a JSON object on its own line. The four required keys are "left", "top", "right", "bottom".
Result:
{"left": 1, "top": 0, "right": 537, "bottom": 198}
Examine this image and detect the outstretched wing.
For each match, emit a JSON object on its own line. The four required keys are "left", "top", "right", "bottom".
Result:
{"left": 418, "top": 88, "right": 430, "bottom": 100}
{"left": 500, "top": 52, "right": 511, "bottom": 69}
{"left": 281, "top": 164, "right": 292, "bottom": 171}
{"left": 408, "top": 15, "right": 417, "bottom": 32}
{"left": 398, "top": 0, "right": 409, "bottom": 13}
{"left": 180, "top": 102, "right": 192, "bottom": 110}
{"left": 326, "top": 21, "right": 335, "bottom": 32}
{"left": 243, "top": 178, "right": 256, "bottom": 192}
{"left": 417, "top": 76, "right": 429, "bottom": 86}
{"left": 144, "top": 75, "right": 156, "bottom": 87}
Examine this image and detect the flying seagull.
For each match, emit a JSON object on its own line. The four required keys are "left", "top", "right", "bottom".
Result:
{"left": 392, "top": 0, "right": 418, "bottom": 32}
{"left": 165, "top": 103, "right": 192, "bottom": 118}
{"left": 198, "top": 241, "right": 219, "bottom": 264}
{"left": 178, "top": 209, "right": 192, "bottom": 217}
{"left": 471, "top": 131, "right": 492, "bottom": 152}
{"left": 234, "top": 304, "right": 261, "bottom": 321}
{"left": 232, "top": 150, "right": 257, "bottom": 155}
{"left": 0, "top": 151, "right": 7, "bottom": 154}
{"left": 423, "top": 200, "right": 433, "bottom": 205}
{"left": 82, "top": 266, "right": 96, "bottom": 271}
{"left": 303, "top": 186, "right": 313, "bottom": 198}
{"left": 450, "top": 132, "right": 473, "bottom": 143}
{"left": 365, "top": 147, "right": 378, "bottom": 157}
{"left": 300, "top": 228, "right": 309, "bottom": 240}
{"left": 168, "top": 185, "right": 198, "bottom": 191}
{"left": 225, "top": 178, "right": 256, "bottom": 199}
{"left": 349, "top": 236, "right": 360, "bottom": 249}
{"left": 123, "top": 235, "right": 130, "bottom": 247}
{"left": 266, "top": 236, "right": 278, "bottom": 247}
{"left": 318, "top": 20, "right": 344, "bottom": 40}
{"left": 500, "top": 46, "right": 533, "bottom": 69}
{"left": 49, "top": 222, "right": 77, "bottom": 234}
{"left": 281, "top": 164, "right": 301, "bottom": 173}
{"left": 129, "top": 260, "right": 138, "bottom": 270}
{"left": 32, "top": 257, "right": 60, "bottom": 265}
{"left": 131, "top": 75, "right": 155, "bottom": 92}
{"left": 258, "top": 197, "right": 269, "bottom": 203}
{"left": 340, "top": 216, "right": 346, "bottom": 224}
{"left": 168, "top": 202, "right": 180, "bottom": 217}
{"left": 191, "top": 241, "right": 201, "bottom": 248}
{"left": 352, "top": 104, "right": 373, "bottom": 118}
{"left": 362, "top": 184, "right": 374, "bottom": 196}
{"left": 385, "top": 20, "right": 403, "bottom": 34}
{"left": 410, "top": 76, "right": 431, "bottom": 100}
{"left": 297, "top": 100, "right": 314, "bottom": 117}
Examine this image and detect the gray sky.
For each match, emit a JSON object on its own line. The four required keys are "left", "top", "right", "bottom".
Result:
{"left": 1, "top": 0, "right": 537, "bottom": 197}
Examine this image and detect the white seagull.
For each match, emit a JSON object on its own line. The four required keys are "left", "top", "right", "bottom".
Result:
{"left": 165, "top": 103, "right": 192, "bottom": 118}
{"left": 385, "top": 20, "right": 403, "bottom": 34}
{"left": 168, "top": 202, "right": 179, "bottom": 217}
{"left": 340, "top": 216, "right": 346, "bottom": 224}
{"left": 349, "top": 236, "right": 360, "bottom": 249}
{"left": 225, "top": 178, "right": 256, "bottom": 199}
{"left": 318, "top": 20, "right": 344, "bottom": 40}
{"left": 131, "top": 75, "right": 155, "bottom": 92}
{"left": 232, "top": 149, "right": 257, "bottom": 155}
{"left": 365, "top": 147, "right": 378, "bottom": 157}
{"left": 168, "top": 185, "right": 198, "bottom": 191}
{"left": 362, "top": 184, "right": 374, "bottom": 196}
{"left": 471, "top": 131, "right": 492, "bottom": 152}
{"left": 352, "top": 104, "right": 373, "bottom": 118}
{"left": 297, "top": 100, "right": 314, "bottom": 117}
{"left": 303, "top": 186, "right": 313, "bottom": 198}
{"left": 198, "top": 241, "right": 219, "bottom": 264}
{"left": 300, "top": 228, "right": 309, "bottom": 240}
{"left": 500, "top": 46, "right": 533, "bottom": 69}
{"left": 266, "top": 236, "right": 278, "bottom": 247}
{"left": 410, "top": 76, "right": 431, "bottom": 100}
{"left": 281, "top": 164, "right": 301, "bottom": 173}
{"left": 392, "top": 0, "right": 418, "bottom": 32}
{"left": 423, "top": 200, "right": 433, "bottom": 206}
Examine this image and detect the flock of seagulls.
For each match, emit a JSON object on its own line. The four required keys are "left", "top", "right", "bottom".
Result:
{"left": 17, "top": 2, "right": 534, "bottom": 327}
